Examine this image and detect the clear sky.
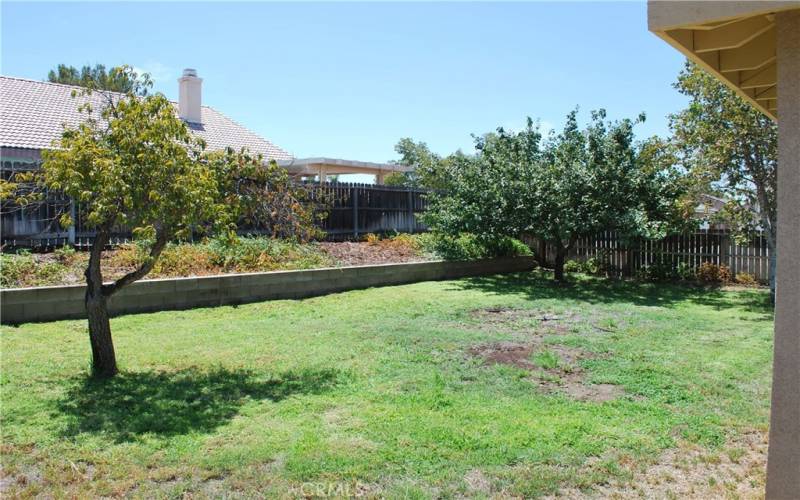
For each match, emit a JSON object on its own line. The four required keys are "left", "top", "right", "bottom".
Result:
{"left": 2, "top": 1, "right": 688, "bottom": 167}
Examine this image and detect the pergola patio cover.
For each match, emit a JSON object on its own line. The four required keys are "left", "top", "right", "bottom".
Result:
{"left": 277, "top": 157, "right": 413, "bottom": 184}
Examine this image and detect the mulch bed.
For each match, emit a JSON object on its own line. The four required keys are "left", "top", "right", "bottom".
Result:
{"left": 319, "top": 241, "right": 429, "bottom": 267}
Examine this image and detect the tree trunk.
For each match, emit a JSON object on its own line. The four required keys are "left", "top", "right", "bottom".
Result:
{"left": 85, "top": 227, "right": 117, "bottom": 378}
{"left": 767, "top": 228, "right": 777, "bottom": 302}
{"left": 538, "top": 239, "right": 547, "bottom": 268}
{"left": 86, "top": 290, "right": 117, "bottom": 378}
{"left": 554, "top": 246, "right": 566, "bottom": 281}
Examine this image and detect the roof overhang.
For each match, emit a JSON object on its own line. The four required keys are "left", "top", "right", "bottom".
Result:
{"left": 276, "top": 157, "right": 414, "bottom": 176}
{"left": 649, "top": 0, "right": 800, "bottom": 120}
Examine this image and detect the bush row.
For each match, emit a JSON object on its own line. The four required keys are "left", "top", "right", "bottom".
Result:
{"left": 0, "top": 232, "right": 534, "bottom": 289}
{"left": 563, "top": 256, "right": 760, "bottom": 285}
{"left": 0, "top": 237, "right": 334, "bottom": 288}
{"left": 415, "top": 233, "right": 533, "bottom": 261}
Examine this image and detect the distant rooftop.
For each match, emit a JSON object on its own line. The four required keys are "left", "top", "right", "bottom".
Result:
{"left": 0, "top": 75, "right": 292, "bottom": 160}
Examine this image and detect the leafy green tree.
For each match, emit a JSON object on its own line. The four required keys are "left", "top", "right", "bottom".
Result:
{"left": 390, "top": 138, "right": 463, "bottom": 190}
{"left": 38, "top": 67, "right": 316, "bottom": 378}
{"left": 382, "top": 171, "right": 410, "bottom": 187}
{"left": 670, "top": 61, "right": 777, "bottom": 292}
{"left": 47, "top": 63, "right": 138, "bottom": 93}
{"left": 206, "top": 148, "right": 324, "bottom": 242}
{"left": 424, "top": 110, "right": 686, "bottom": 280}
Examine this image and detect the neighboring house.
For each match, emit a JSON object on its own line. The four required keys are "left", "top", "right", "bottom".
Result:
{"left": 0, "top": 69, "right": 412, "bottom": 243}
{"left": 693, "top": 193, "right": 761, "bottom": 231}
{"left": 693, "top": 193, "right": 727, "bottom": 230}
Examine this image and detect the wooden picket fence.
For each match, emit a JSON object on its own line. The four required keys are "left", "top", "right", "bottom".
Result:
{"left": 2, "top": 182, "right": 771, "bottom": 283}
{"left": 536, "top": 230, "right": 772, "bottom": 282}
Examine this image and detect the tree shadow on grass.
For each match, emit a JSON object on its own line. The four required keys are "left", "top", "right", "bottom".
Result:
{"left": 455, "top": 271, "right": 773, "bottom": 320}
{"left": 57, "top": 366, "right": 345, "bottom": 442}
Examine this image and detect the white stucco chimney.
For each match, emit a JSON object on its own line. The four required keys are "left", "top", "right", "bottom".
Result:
{"left": 178, "top": 68, "right": 202, "bottom": 123}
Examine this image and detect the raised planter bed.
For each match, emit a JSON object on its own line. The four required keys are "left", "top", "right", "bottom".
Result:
{"left": 1, "top": 257, "right": 537, "bottom": 324}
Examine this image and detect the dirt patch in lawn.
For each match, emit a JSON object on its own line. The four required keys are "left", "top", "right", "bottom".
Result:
{"left": 469, "top": 341, "right": 536, "bottom": 370}
{"left": 468, "top": 307, "right": 624, "bottom": 402}
{"left": 469, "top": 307, "right": 620, "bottom": 336}
{"left": 464, "top": 469, "right": 491, "bottom": 495}
{"left": 469, "top": 340, "right": 623, "bottom": 402}
{"left": 558, "top": 383, "right": 623, "bottom": 403}
{"left": 319, "top": 241, "right": 428, "bottom": 267}
{"left": 552, "top": 429, "right": 768, "bottom": 499}
{"left": 471, "top": 307, "right": 579, "bottom": 325}
{"left": 468, "top": 308, "right": 574, "bottom": 337}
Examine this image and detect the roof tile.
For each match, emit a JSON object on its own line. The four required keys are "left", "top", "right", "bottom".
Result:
{"left": 0, "top": 75, "right": 293, "bottom": 160}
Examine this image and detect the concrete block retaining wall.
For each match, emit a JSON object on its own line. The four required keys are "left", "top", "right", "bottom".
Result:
{"left": 1, "top": 257, "right": 537, "bottom": 325}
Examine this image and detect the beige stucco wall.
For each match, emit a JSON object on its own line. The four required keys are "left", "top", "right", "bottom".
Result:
{"left": 766, "top": 9, "right": 800, "bottom": 498}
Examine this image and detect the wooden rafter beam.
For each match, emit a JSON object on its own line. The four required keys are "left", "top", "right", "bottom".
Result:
{"left": 719, "top": 26, "right": 776, "bottom": 72}
{"left": 739, "top": 63, "right": 778, "bottom": 88}
{"left": 654, "top": 11, "right": 781, "bottom": 121}
{"left": 694, "top": 15, "right": 774, "bottom": 52}
{"left": 755, "top": 85, "right": 777, "bottom": 100}
{"left": 681, "top": 18, "right": 742, "bottom": 31}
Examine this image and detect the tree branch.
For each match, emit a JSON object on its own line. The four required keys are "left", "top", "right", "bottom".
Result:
{"left": 102, "top": 230, "right": 169, "bottom": 297}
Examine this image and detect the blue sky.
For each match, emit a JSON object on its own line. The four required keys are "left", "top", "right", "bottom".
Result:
{"left": 2, "top": 1, "right": 688, "bottom": 167}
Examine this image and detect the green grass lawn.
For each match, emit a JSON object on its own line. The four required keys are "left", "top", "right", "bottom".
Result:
{"left": 0, "top": 272, "right": 773, "bottom": 498}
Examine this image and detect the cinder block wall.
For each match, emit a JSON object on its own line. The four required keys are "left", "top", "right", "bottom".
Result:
{"left": 1, "top": 258, "right": 537, "bottom": 324}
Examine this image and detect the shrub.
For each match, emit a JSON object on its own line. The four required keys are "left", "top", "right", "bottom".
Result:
{"left": 563, "top": 252, "right": 612, "bottom": 276}
{"left": 735, "top": 272, "right": 758, "bottom": 286}
{"left": 417, "top": 233, "right": 531, "bottom": 261}
{"left": 676, "top": 262, "right": 695, "bottom": 281}
{"left": 696, "top": 262, "right": 732, "bottom": 283}
{"left": 106, "top": 243, "right": 147, "bottom": 270}
{"left": 387, "top": 233, "right": 423, "bottom": 252}
{"left": 584, "top": 257, "right": 602, "bottom": 275}
{"left": 361, "top": 233, "right": 423, "bottom": 254}
{"left": 564, "top": 260, "right": 583, "bottom": 273}
{"left": 0, "top": 250, "right": 67, "bottom": 288}
{"left": 53, "top": 245, "right": 79, "bottom": 265}
{"left": 483, "top": 237, "right": 533, "bottom": 258}
{"left": 152, "top": 243, "right": 215, "bottom": 277}
{"left": 639, "top": 259, "right": 677, "bottom": 282}
{"left": 718, "top": 265, "right": 733, "bottom": 284}
{"left": 206, "top": 236, "right": 331, "bottom": 272}
{"left": 635, "top": 257, "right": 689, "bottom": 282}
{"left": 105, "top": 237, "right": 332, "bottom": 276}
{"left": 208, "top": 237, "right": 273, "bottom": 271}
{"left": 696, "top": 262, "right": 719, "bottom": 282}
{"left": 0, "top": 252, "right": 35, "bottom": 288}
{"left": 417, "top": 233, "right": 486, "bottom": 261}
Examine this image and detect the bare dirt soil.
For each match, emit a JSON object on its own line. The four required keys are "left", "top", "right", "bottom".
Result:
{"left": 468, "top": 307, "right": 624, "bottom": 402}
{"left": 319, "top": 241, "right": 429, "bottom": 267}
{"left": 469, "top": 306, "right": 618, "bottom": 336}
